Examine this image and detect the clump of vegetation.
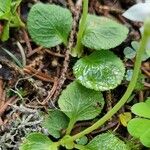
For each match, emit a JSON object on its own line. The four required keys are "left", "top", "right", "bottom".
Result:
{"left": 18, "top": 0, "right": 150, "bottom": 150}
{"left": 0, "top": 0, "right": 24, "bottom": 41}
{"left": 127, "top": 98, "right": 150, "bottom": 147}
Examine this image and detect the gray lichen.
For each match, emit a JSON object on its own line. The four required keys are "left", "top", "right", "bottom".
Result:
{"left": 0, "top": 105, "right": 47, "bottom": 150}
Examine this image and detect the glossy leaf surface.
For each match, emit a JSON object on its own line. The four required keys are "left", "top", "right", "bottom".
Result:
{"left": 73, "top": 51, "right": 125, "bottom": 91}
{"left": 86, "top": 133, "right": 130, "bottom": 150}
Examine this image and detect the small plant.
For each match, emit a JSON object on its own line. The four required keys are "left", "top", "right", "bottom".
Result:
{"left": 127, "top": 98, "right": 150, "bottom": 148}
{"left": 27, "top": 2, "right": 128, "bottom": 91}
{"left": 0, "top": 0, "right": 24, "bottom": 41}
{"left": 20, "top": 0, "right": 150, "bottom": 149}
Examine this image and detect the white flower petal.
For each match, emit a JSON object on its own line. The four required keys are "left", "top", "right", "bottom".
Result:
{"left": 123, "top": 3, "right": 150, "bottom": 22}
{"left": 145, "top": 0, "right": 150, "bottom": 3}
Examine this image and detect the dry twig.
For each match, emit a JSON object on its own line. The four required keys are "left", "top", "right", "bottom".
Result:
{"left": 52, "top": 0, "right": 83, "bottom": 102}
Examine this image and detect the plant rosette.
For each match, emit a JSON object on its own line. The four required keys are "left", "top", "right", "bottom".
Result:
{"left": 27, "top": 2, "right": 129, "bottom": 92}
{"left": 20, "top": 1, "right": 150, "bottom": 149}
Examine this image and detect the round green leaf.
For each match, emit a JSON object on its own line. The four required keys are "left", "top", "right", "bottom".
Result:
{"left": 42, "top": 110, "right": 69, "bottom": 138}
{"left": 27, "top": 3, "right": 72, "bottom": 48}
{"left": 131, "top": 100, "right": 150, "bottom": 119}
{"left": 86, "top": 133, "right": 130, "bottom": 150}
{"left": 127, "top": 118, "right": 150, "bottom": 138}
{"left": 73, "top": 51, "right": 125, "bottom": 91}
{"left": 123, "top": 47, "right": 136, "bottom": 59}
{"left": 82, "top": 15, "right": 128, "bottom": 50}
{"left": 58, "top": 81, "right": 104, "bottom": 121}
{"left": 131, "top": 41, "right": 139, "bottom": 50}
{"left": 140, "top": 128, "right": 150, "bottom": 148}
{"left": 76, "top": 136, "right": 88, "bottom": 145}
{"left": 125, "top": 41, "right": 150, "bottom": 61}
{"left": 20, "top": 133, "right": 57, "bottom": 150}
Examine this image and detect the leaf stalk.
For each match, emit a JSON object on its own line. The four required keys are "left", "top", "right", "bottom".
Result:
{"left": 72, "top": 0, "right": 88, "bottom": 57}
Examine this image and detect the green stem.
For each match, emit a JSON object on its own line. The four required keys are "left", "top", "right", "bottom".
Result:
{"left": 72, "top": 0, "right": 88, "bottom": 57}
{"left": 67, "top": 28, "right": 149, "bottom": 142}
{"left": 66, "top": 119, "right": 76, "bottom": 135}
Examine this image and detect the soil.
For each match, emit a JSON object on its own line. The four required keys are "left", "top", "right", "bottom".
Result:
{"left": 0, "top": 0, "right": 150, "bottom": 150}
